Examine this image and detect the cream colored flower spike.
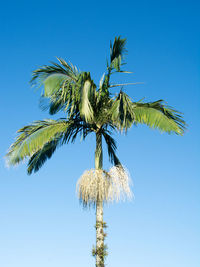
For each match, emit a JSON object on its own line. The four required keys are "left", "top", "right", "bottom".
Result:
{"left": 108, "top": 166, "right": 133, "bottom": 202}
{"left": 76, "top": 166, "right": 132, "bottom": 207}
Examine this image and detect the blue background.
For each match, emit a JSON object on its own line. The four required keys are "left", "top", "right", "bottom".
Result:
{"left": 0, "top": 1, "right": 199, "bottom": 266}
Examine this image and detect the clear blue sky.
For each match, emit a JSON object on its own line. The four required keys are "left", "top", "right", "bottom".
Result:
{"left": 0, "top": 1, "right": 199, "bottom": 267}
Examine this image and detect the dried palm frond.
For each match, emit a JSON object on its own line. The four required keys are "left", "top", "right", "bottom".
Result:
{"left": 76, "top": 166, "right": 132, "bottom": 207}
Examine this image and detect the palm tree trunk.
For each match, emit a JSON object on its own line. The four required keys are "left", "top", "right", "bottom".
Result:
{"left": 95, "top": 131, "right": 104, "bottom": 267}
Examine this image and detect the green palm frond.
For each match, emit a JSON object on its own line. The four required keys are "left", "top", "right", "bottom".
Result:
{"left": 109, "top": 82, "right": 144, "bottom": 88}
{"left": 6, "top": 120, "right": 68, "bottom": 165}
{"left": 31, "top": 58, "right": 79, "bottom": 97}
{"left": 31, "top": 59, "right": 98, "bottom": 120}
{"left": 43, "top": 73, "right": 68, "bottom": 97}
{"left": 80, "top": 80, "right": 94, "bottom": 122}
{"left": 48, "top": 97, "right": 65, "bottom": 115}
{"left": 77, "top": 72, "right": 97, "bottom": 123}
{"left": 57, "top": 58, "right": 79, "bottom": 78}
{"left": 39, "top": 84, "right": 74, "bottom": 115}
{"left": 101, "top": 37, "right": 128, "bottom": 92}
{"left": 99, "top": 73, "right": 105, "bottom": 89}
{"left": 102, "top": 130, "right": 121, "bottom": 166}
{"left": 49, "top": 81, "right": 76, "bottom": 116}
{"left": 110, "top": 37, "right": 127, "bottom": 71}
{"left": 27, "top": 138, "right": 60, "bottom": 175}
{"left": 62, "top": 117, "right": 93, "bottom": 144}
{"left": 6, "top": 117, "right": 94, "bottom": 171}
{"left": 31, "top": 57, "right": 79, "bottom": 85}
{"left": 110, "top": 91, "right": 135, "bottom": 132}
{"left": 133, "top": 100, "right": 186, "bottom": 135}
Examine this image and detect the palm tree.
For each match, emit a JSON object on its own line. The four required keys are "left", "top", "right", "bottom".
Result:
{"left": 6, "top": 37, "right": 185, "bottom": 267}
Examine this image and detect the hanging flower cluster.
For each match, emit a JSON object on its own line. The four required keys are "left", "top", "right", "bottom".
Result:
{"left": 76, "top": 166, "right": 133, "bottom": 207}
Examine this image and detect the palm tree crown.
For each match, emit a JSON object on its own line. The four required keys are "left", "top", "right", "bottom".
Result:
{"left": 6, "top": 37, "right": 185, "bottom": 175}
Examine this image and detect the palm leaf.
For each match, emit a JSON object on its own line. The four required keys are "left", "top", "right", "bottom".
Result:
{"left": 62, "top": 118, "right": 93, "bottom": 144}
{"left": 78, "top": 72, "right": 96, "bottom": 122}
{"left": 27, "top": 138, "right": 60, "bottom": 174}
{"left": 6, "top": 120, "right": 68, "bottom": 165}
{"left": 31, "top": 58, "right": 79, "bottom": 97}
{"left": 101, "top": 37, "right": 128, "bottom": 91}
{"left": 109, "top": 82, "right": 144, "bottom": 88}
{"left": 6, "top": 117, "right": 94, "bottom": 170}
{"left": 102, "top": 130, "right": 121, "bottom": 166}
{"left": 110, "top": 91, "right": 135, "bottom": 132}
{"left": 133, "top": 100, "right": 186, "bottom": 135}
{"left": 110, "top": 37, "right": 127, "bottom": 71}
{"left": 43, "top": 73, "right": 68, "bottom": 97}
